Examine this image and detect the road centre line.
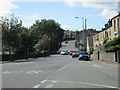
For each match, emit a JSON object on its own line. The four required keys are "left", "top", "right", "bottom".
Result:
{"left": 46, "top": 80, "right": 118, "bottom": 88}
{"left": 41, "top": 80, "right": 47, "bottom": 84}
{"left": 32, "top": 61, "right": 74, "bottom": 88}
{"left": 45, "top": 65, "right": 70, "bottom": 80}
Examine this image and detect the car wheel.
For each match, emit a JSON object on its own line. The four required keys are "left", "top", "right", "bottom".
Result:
{"left": 72, "top": 56, "right": 74, "bottom": 58}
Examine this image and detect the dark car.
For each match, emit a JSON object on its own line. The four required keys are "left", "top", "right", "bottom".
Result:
{"left": 65, "top": 41, "right": 68, "bottom": 43}
{"left": 72, "top": 51, "right": 80, "bottom": 58}
{"left": 78, "top": 52, "right": 90, "bottom": 60}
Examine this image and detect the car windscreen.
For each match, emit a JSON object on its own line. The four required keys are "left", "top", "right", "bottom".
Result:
{"left": 73, "top": 51, "right": 79, "bottom": 53}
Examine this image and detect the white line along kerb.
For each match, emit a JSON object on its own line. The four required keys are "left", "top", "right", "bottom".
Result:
{"left": 33, "top": 84, "right": 41, "bottom": 88}
{"left": 45, "top": 84, "right": 53, "bottom": 88}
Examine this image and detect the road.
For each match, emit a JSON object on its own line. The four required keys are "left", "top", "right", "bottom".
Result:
{"left": 2, "top": 40, "right": 119, "bottom": 88}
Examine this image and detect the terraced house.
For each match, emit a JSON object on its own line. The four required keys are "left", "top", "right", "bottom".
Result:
{"left": 93, "top": 13, "right": 120, "bottom": 51}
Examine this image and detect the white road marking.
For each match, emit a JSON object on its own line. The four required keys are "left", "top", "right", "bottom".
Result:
{"left": 93, "top": 64, "right": 102, "bottom": 68}
{"left": 102, "top": 63, "right": 117, "bottom": 66}
{"left": 46, "top": 65, "right": 68, "bottom": 80}
{"left": 45, "top": 62, "right": 76, "bottom": 80}
{"left": 51, "top": 80, "right": 57, "bottom": 83}
{"left": 3, "top": 71, "right": 10, "bottom": 74}
{"left": 45, "top": 84, "right": 53, "bottom": 88}
{"left": 33, "top": 84, "right": 41, "bottom": 88}
{"left": 3, "top": 70, "right": 24, "bottom": 74}
{"left": 58, "top": 65, "right": 68, "bottom": 71}
{"left": 46, "top": 80, "right": 118, "bottom": 88}
{"left": 41, "top": 80, "right": 47, "bottom": 84}
{"left": 25, "top": 70, "right": 41, "bottom": 74}
{"left": 78, "top": 81, "right": 118, "bottom": 88}
{"left": 32, "top": 62, "right": 73, "bottom": 88}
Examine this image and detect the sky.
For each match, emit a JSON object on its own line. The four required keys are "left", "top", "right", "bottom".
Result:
{"left": 0, "top": 0, "right": 119, "bottom": 31}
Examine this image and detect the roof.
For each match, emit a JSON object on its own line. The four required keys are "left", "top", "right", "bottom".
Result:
{"left": 111, "top": 13, "right": 120, "bottom": 20}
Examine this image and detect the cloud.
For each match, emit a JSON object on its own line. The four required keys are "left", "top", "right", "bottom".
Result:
{"left": 64, "top": 0, "right": 118, "bottom": 9}
{"left": 22, "top": 13, "right": 41, "bottom": 27}
{"left": 64, "top": 0, "right": 118, "bottom": 21}
{"left": 0, "top": 0, "right": 18, "bottom": 16}
{"left": 62, "top": 25, "right": 69, "bottom": 30}
{"left": 98, "top": 9, "right": 118, "bottom": 20}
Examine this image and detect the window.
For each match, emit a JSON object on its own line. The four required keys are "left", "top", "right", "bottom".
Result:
{"left": 109, "top": 30, "right": 111, "bottom": 36}
{"left": 117, "top": 18, "right": 119, "bottom": 30}
{"left": 114, "top": 20, "right": 116, "bottom": 30}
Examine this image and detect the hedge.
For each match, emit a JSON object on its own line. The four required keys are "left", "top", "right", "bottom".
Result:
{"left": 105, "top": 37, "right": 120, "bottom": 52}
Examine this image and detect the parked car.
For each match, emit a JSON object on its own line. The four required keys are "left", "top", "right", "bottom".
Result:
{"left": 65, "top": 41, "right": 68, "bottom": 43}
{"left": 72, "top": 51, "right": 80, "bottom": 58}
{"left": 60, "top": 50, "right": 69, "bottom": 55}
{"left": 78, "top": 52, "right": 90, "bottom": 60}
{"left": 69, "top": 50, "right": 75, "bottom": 55}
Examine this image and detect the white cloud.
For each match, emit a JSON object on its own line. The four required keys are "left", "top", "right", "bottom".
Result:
{"left": 64, "top": 0, "right": 118, "bottom": 9}
{"left": 65, "top": 0, "right": 118, "bottom": 21}
{"left": 98, "top": 9, "right": 118, "bottom": 20}
{"left": 0, "top": 0, "right": 18, "bottom": 16}
{"left": 22, "top": 13, "right": 41, "bottom": 27}
{"left": 27, "top": 13, "right": 41, "bottom": 20}
{"left": 62, "top": 25, "right": 69, "bottom": 30}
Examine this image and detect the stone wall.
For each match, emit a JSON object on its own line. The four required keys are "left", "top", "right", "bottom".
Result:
{"left": 99, "top": 51, "right": 116, "bottom": 62}
{"left": 91, "top": 51, "right": 99, "bottom": 60}
{"left": 117, "top": 50, "right": 120, "bottom": 63}
{"left": 91, "top": 50, "right": 120, "bottom": 63}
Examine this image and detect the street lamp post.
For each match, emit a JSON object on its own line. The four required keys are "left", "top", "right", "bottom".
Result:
{"left": 75, "top": 17, "right": 87, "bottom": 51}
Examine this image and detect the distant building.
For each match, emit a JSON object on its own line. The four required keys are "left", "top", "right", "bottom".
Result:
{"left": 64, "top": 30, "right": 76, "bottom": 40}
{"left": 78, "top": 29, "right": 99, "bottom": 51}
{"left": 93, "top": 14, "right": 120, "bottom": 51}
{"left": 87, "top": 35, "right": 93, "bottom": 52}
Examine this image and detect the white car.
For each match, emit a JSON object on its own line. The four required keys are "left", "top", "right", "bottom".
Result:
{"left": 60, "top": 50, "right": 69, "bottom": 55}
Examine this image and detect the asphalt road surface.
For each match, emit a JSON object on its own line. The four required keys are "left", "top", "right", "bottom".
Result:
{"left": 2, "top": 40, "right": 119, "bottom": 88}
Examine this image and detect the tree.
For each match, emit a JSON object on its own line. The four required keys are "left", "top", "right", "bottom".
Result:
{"left": 1, "top": 14, "right": 22, "bottom": 55}
{"left": 34, "top": 34, "right": 51, "bottom": 54}
{"left": 30, "top": 19, "right": 64, "bottom": 53}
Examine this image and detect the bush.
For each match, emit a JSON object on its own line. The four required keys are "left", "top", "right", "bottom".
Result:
{"left": 104, "top": 36, "right": 120, "bottom": 52}
{"left": 105, "top": 37, "right": 120, "bottom": 47}
{"left": 103, "top": 37, "right": 108, "bottom": 44}
{"left": 81, "top": 48, "right": 87, "bottom": 51}
{"left": 41, "top": 50, "right": 48, "bottom": 54}
{"left": 105, "top": 46, "right": 119, "bottom": 52}
{"left": 88, "top": 49, "right": 94, "bottom": 55}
